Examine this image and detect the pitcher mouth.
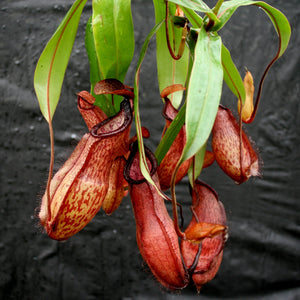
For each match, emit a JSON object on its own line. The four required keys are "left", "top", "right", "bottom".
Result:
{"left": 90, "top": 98, "right": 132, "bottom": 138}
{"left": 123, "top": 142, "right": 157, "bottom": 185}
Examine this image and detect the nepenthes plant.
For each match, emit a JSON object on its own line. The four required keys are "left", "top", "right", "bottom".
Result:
{"left": 33, "top": 0, "right": 291, "bottom": 292}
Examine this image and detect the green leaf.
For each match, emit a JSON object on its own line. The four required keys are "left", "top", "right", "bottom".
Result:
{"left": 212, "top": 0, "right": 291, "bottom": 58}
{"left": 188, "top": 143, "right": 207, "bottom": 187}
{"left": 155, "top": 102, "right": 186, "bottom": 165}
{"left": 180, "top": 6, "right": 203, "bottom": 28}
{"left": 168, "top": 0, "right": 212, "bottom": 12}
{"left": 169, "top": 0, "right": 219, "bottom": 24}
{"left": 92, "top": 0, "right": 134, "bottom": 114}
{"left": 213, "top": 0, "right": 291, "bottom": 121}
{"left": 85, "top": 16, "right": 101, "bottom": 87}
{"left": 221, "top": 43, "right": 245, "bottom": 103}
{"left": 92, "top": 0, "right": 134, "bottom": 82}
{"left": 181, "top": 28, "right": 223, "bottom": 162}
{"left": 153, "top": 0, "right": 189, "bottom": 108}
{"left": 34, "top": 0, "right": 88, "bottom": 122}
{"left": 85, "top": 16, "right": 115, "bottom": 116}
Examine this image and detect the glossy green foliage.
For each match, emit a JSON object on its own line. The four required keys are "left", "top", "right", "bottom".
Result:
{"left": 34, "top": 0, "right": 88, "bottom": 122}
{"left": 92, "top": 0, "right": 135, "bottom": 114}
{"left": 221, "top": 43, "right": 245, "bottom": 103}
{"left": 181, "top": 28, "right": 223, "bottom": 162}
{"left": 92, "top": 0, "right": 134, "bottom": 82}
{"left": 153, "top": 0, "right": 189, "bottom": 108}
{"left": 85, "top": 17, "right": 100, "bottom": 88}
{"left": 85, "top": 16, "right": 115, "bottom": 116}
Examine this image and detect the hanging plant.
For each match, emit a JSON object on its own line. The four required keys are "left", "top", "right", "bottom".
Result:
{"left": 34, "top": 0, "right": 291, "bottom": 292}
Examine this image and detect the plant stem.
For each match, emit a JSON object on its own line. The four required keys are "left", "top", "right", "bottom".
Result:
{"left": 213, "top": 0, "right": 224, "bottom": 16}
{"left": 205, "top": 0, "right": 223, "bottom": 31}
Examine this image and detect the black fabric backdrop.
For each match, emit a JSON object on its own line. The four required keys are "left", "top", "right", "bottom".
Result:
{"left": 0, "top": 0, "right": 299, "bottom": 299}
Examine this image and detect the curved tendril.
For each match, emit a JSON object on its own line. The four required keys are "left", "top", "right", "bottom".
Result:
{"left": 162, "top": 192, "right": 185, "bottom": 229}
{"left": 248, "top": 10, "right": 285, "bottom": 124}
{"left": 170, "top": 162, "right": 185, "bottom": 239}
{"left": 165, "top": 1, "right": 187, "bottom": 61}
{"left": 188, "top": 243, "right": 202, "bottom": 275}
{"left": 248, "top": 54, "right": 278, "bottom": 123}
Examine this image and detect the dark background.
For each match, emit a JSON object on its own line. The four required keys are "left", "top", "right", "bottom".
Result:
{"left": 1, "top": 0, "right": 299, "bottom": 299}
